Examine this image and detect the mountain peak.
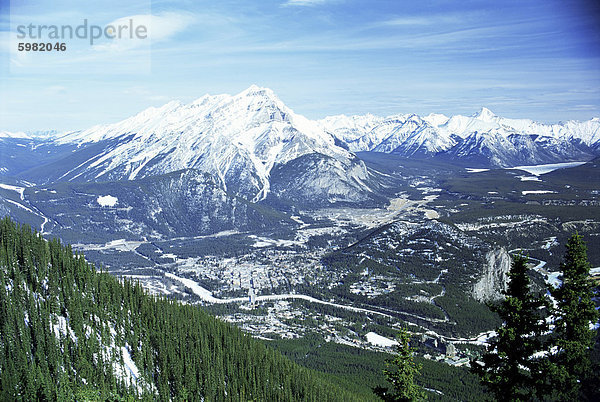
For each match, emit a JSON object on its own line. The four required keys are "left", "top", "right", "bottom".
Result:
{"left": 240, "top": 84, "right": 276, "bottom": 98}
{"left": 474, "top": 107, "right": 497, "bottom": 121}
{"left": 423, "top": 113, "right": 449, "bottom": 127}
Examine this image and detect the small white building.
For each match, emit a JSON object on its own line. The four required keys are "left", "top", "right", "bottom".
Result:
{"left": 248, "top": 287, "right": 257, "bottom": 307}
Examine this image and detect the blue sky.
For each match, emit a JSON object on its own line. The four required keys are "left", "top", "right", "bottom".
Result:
{"left": 1, "top": 0, "right": 599, "bottom": 131}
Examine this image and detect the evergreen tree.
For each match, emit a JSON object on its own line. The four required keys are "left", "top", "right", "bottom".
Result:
{"left": 472, "top": 254, "right": 548, "bottom": 401}
{"left": 375, "top": 328, "right": 426, "bottom": 401}
{"left": 548, "top": 233, "right": 599, "bottom": 400}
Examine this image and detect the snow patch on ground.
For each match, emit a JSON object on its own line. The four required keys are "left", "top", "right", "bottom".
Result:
{"left": 522, "top": 190, "right": 556, "bottom": 195}
{"left": 249, "top": 235, "right": 302, "bottom": 248}
{"left": 465, "top": 168, "right": 490, "bottom": 173}
{"left": 51, "top": 315, "right": 78, "bottom": 342}
{"left": 542, "top": 237, "right": 558, "bottom": 250}
{"left": 546, "top": 272, "right": 562, "bottom": 288}
{"left": 165, "top": 272, "right": 222, "bottom": 303}
{"left": 518, "top": 176, "right": 542, "bottom": 182}
{"left": 121, "top": 345, "right": 140, "bottom": 383}
{"left": 294, "top": 226, "right": 344, "bottom": 244}
{"left": 110, "top": 342, "right": 150, "bottom": 394}
{"left": 97, "top": 195, "right": 118, "bottom": 207}
{"left": 365, "top": 332, "right": 398, "bottom": 347}
{"left": 290, "top": 215, "right": 306, "bottom": 226}
{"left": 424, "top": 210, "right": 439, "bottom": 219}
{"left": 0, "top": 183, "right": 25, "bottom": 200}
{"left": 5, "top": 199, "right": 35, "bottom": 213}
{"left": 511, "top": 161, "right": 587, "bottom": 176}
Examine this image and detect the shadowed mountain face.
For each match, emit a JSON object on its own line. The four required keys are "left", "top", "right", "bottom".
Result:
{"left": 25, "top": 169, "right": 290, "bottom": 243}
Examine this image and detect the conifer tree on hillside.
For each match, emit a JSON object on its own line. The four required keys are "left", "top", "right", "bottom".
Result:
{"left": 547, "top": 233, "right": 599, "bottom": 400}
{"left": 471, "top": 253, "right": 548, "bottom": 401}
{"left": 0, "top": 217, "right": 365, "bottom": 401}
{"left": 375, "top": 327, "right": 426, "bottom": 401}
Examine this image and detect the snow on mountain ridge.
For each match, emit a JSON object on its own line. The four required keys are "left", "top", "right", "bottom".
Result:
{"left": 319, "top": 107, "right": 600, "bottom": 165}
{"left": 321, "top": 107, "right": 600, "bottom": 144}
{"left": 319, "top": 113, "right": 385, "bottom": 143}
{"left": 19, "top": 86, "right": 600, "bottom": 184}
{"left": 0, "top": 131, "right": 31, "bottom": 139}
{"left": 371, "top": 114, "right": 457, "bottom": 155}
{"left": 423, "top": 113, "right": 449, "bottom": 127}
{"left": 50, "top": 86, "right": 367, "bottom": 203}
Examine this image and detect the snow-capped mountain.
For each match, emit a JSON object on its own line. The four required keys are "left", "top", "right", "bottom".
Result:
{"left": 3, "top": 88, "right": 599, "bottom": 241}
{"left": 319, "top": 114, "right": 385, "bottom": 143}
{"left": 6, "top": 89, "right": 599, "bottom": 205}
{"left": 0, "top": 131, "right": 30, "bottom": 139}
{"left": 320, "top": 107, "right": 600, "bottom": 166}
{"left": 320, "top": 114, "right": 458, "bottom": 156}
{"left": 28, "top": 129, "right": 65, "bottom": 139}
{"left": 371, "top": 114, "right": 457, "bottom": 155}
{"left": 40, "top": 86, "right": 373, "bottom": 204}
{"left": 0, "top": 130, "right": 63, "bottom": 139}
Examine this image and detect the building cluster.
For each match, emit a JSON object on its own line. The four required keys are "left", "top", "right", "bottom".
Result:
{"left": 420, "top": 334, "right": 470, "bottom": 366}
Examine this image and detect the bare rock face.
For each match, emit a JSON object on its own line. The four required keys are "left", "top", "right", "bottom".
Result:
{"left": 472, "top": 248, "right": 511, "bottom": 302}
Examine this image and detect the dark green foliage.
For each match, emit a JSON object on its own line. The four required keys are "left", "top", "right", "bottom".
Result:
{"left": 25, "top": 169, "right": 288, "bottom": 244}
{"left": 376, "top": 328, "right": 426, "bottom": 401}
{"left": 0, "top": 217, "right": 363, "bottom": 401}
{"left": 471, "top": 254, "right": 548, "bottom": 401}
{"left": 473, "top": 235, "right": 600, "bottom": 401}
{"left": 269, "top": 334, "right": 487, "bottom": 401}
{"left": 546, "top": 233, "right": 600, "bottom": 400}
{"left": 433, "top": 285, "right": 501, "bottom": 336}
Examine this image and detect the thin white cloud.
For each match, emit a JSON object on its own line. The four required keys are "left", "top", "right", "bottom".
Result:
{"left": 144, "top": 12, "right": 195, "bottom": 42}
{"left": 93, "top": 12, "right": 195, "bottom": 52}
{"left": 283, "top": 0, "right": 333, "bottom": 7}
{"left": 380, "top": 16, "right": 437, "bottom": 26}
{"left": 377, "top": 12, "right": 480, "bottom": 27}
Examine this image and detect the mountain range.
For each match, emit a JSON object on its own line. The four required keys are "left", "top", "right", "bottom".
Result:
{"left": 7, "top": 86, "right": 376, "bottom": 206}
{"left": 4, "top": 87, "right": 598, "bottom": 180}
{"left": 320, "top": 107, "right": 600, "bottom": 166}
{"left": 0, "top": 85, "right": 599, "bottom": 238}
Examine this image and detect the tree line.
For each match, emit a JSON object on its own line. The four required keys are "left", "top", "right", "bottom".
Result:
{"left": 0, "top": 217, "right": 364, "bottom": 401}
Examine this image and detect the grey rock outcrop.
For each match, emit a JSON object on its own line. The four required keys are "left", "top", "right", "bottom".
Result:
{"left": 472, "top": 248, "right": 511, "bottom": 302}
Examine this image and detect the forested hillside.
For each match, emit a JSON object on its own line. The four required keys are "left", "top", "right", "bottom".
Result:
{"left": 0, "top": 217, "right": 363, "bottom": 401}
